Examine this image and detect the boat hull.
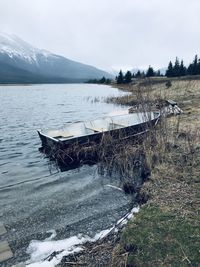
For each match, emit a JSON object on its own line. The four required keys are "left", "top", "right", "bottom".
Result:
{"left": 38, "top": 114, "right": 160, "bottom": 150}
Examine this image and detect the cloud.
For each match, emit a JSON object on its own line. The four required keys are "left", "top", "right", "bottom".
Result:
{"left": 0, "top": 0, "right": 200, "bottom": 71}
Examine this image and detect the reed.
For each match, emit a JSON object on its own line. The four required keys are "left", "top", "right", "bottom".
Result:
{"left": 46, "top": 78, "right": 200, "bottom": 266}
{"left": 42, "top": 79, "right": 169, "bottom": 192}
{"left": 109, "top": 78, "right": 200, "bottom": 266}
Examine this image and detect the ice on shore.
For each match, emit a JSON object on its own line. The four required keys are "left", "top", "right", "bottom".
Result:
{"left": 26, "top": 229, "right": 113, "bottom": 267}
{"left": 26, "top": 207, "right": 139, "bottom": 267}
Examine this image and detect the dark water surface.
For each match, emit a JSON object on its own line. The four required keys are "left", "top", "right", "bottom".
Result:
{"left": 0, "top": 84, "right": 132, "bottom": 265}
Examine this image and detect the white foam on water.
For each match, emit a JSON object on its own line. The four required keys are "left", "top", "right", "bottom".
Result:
{"left": 26, "top": 207, "right": 139, "bottom": 267}
{"left": 26, "top": 229, "right": 112, "bottom": 267}
{"left": 116, "top": 206, "right": 140, "bottom": 226}
{"left": 106, "top": 184, "right": 123, "bottom": 191}
{"left": 45, "top": 230, "right": 57, "bottom": 241}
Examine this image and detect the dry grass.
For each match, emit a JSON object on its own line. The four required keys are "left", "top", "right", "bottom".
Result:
{"left": 45, "top": 77, "right": 200, "bottom": 266}
{"left": 108, "top": 78, "right": 200, "bottom": 267}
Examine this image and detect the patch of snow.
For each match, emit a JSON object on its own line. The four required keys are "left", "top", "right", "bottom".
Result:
{"left": 25, "top": 229, "right": 113, "bottom": 267}
{"left": 116, "top": 206, "right": 139, "bottom": 226}
{"left": 45, "top": 230, "right": 57, "bottom": 241}
{"left": 25, "top": 207, "right": 139, "bottom": 267}
{"left": 0, "top": 32, "right": 52, "bottom": 64}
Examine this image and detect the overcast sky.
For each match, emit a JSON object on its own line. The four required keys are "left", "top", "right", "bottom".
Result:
{"left": 1, "top": 0, "right": 200, "bottom": 72}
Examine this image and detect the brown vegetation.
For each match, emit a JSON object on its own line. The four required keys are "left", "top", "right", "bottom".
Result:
{"left": 54, "top": 77, "right": 200, "bottom": 266}
{"left": 110, "top": 77, "right": 200, "bottom": 266}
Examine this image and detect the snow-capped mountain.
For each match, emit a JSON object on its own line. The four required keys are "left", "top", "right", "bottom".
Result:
{"left": 0, "top": 33, "right": 113, "bottom": 83}
{"left": 0, "top": 32, "right": 51, "bottom": 62}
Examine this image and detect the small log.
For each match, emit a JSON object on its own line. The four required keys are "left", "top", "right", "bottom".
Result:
{"left": 166, "top": 99, "right": 177, "bottom": 106}
{"left": 0, "top": 241, "right": 13, "bottom": 263}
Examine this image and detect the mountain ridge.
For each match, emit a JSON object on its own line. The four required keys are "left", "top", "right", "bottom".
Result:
{"left": 0, "top": 33, "right": 113, "bottom": 83}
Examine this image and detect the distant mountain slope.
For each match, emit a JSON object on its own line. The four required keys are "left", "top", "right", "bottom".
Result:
{"left": 0, "top": 33, "right": 113, "bottom": 83}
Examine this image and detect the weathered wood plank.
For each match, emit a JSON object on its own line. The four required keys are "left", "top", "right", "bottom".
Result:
{"left": 166, "top": 99, "right": 177, "bottom": 106}
{"left": 0, "top": 223, "right": 7, "bottom": 236}
{"left": 0, "top": 241, "right": 13, "bottom": 262}
{"left": 12, "top": 263, "right": 26, "bottom": 267}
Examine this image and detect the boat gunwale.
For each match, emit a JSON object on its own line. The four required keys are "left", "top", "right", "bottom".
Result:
{"left": 37, "top": 111, "right": 160, "bottom": 145}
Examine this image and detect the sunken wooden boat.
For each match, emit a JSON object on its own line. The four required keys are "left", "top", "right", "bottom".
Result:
{"left": 37, "top": 111, "right": 160, "bottom": 150}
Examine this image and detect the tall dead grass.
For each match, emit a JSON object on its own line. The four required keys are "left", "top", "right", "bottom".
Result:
{"left": 109, "top": 79, "right": 200, "bottom": 267}
{"left": 42, "top": 79, "right": 199, "bottom": 197}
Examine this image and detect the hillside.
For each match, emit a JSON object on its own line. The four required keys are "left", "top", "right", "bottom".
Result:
{"left": 0, "top": 33, "right": 113, "bottom": 83}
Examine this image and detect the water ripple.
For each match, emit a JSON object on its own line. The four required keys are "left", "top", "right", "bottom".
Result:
{"left": 0, "top": 84, "right": 130, "bottom": 265}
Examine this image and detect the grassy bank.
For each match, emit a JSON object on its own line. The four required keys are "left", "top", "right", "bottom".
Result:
{"left": 110, "top": 77, "right": 200, "bottom": 266}
{"left": 58, "top": 77, "right": 199, "bottom": 266}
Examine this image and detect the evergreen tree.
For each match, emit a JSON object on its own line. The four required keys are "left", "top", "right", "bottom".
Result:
{"left": 124, "top": 71, "right": 132, "bottom": 83}
{"left": 106, "top": 79, "right": 111, "bottom": 84}
{"left": 173, "top": 57, "right": 180, "bottom": 76}
{"left": 166, "top": 54, "right": 200, "bottom": 77}
{"left": 179, "top": 60, "right": 186, "bottom": 76}
{"left": 197, "top": 59, "right": 200, "bottom": 75}
{"left": 141, "top": 71, "right": 146, "bottom": 78}
{"left": 117, "top": 70, "right": 124, "bottom": 84}
{"left": 135, "top": 70, "right": 141, "bottom": 78}
{"left": 193, "top": 55, "right": 198, "bottom": 75}
{"left": 155, "top": 70, "right": 161, "bottom": 77}
{"left": 166, "top": 61, "right": 174, "bottom": 77}
{"left": 146, "top": 65, "right": 155, "bottom": 77}
{"left": 187, "top": 63, "right": 193, "bottom": 75}
{"left": 187, "top": 55, "right": 198, "bottom": 75}
{"left": 99, "top": 76, "right": 106, "bottom": 83}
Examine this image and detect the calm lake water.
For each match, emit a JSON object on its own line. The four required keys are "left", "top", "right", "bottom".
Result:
{"left": 0, "top": 84, "right": 133, "bottom": 265}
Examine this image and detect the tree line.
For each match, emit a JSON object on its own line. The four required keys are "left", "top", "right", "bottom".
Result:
{"left": 116, "top": 54, "right": 200, "bottom": 84}
{"left": 166, "top": 55, "right": 200, "bottom": 77}
{"left": 86, "top": 76, "right": 111, "bottom": 84}
{"left": 116, "top": 67, "right": 162, "bottom": 84}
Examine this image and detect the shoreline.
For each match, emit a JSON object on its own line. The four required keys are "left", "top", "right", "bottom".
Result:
{"left": 110, "top": 78, "right": 200, "bottom": 266}
{"left": 8, "top": 79, "right": 199, "bottom": 266}
{"left": 59, "top": 77, "right": 200, "bottom": 266}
